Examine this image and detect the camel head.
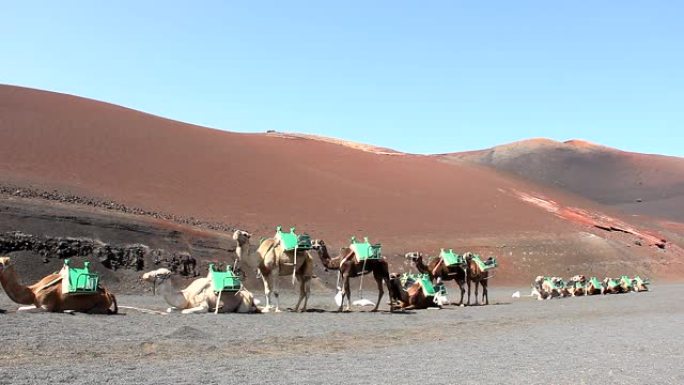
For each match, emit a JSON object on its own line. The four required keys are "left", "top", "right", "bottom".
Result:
{"left": 311, "top": 239, "right": 326, "bottom": 252}
{"left": 0, "top": 256, "right": 11, "bottom": 272}
{"left": 232, "top": 230, "right": 252, "bottom": 247}
{"left": 404, "top": 252, "right": 422, "bottom": 262}
{"left": 141, "top": 268, "right": 174, "bottom": 295}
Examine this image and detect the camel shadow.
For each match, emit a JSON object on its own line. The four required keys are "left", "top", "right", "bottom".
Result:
{"left": 285, "top": 308, "right": 327, "bottom": 313}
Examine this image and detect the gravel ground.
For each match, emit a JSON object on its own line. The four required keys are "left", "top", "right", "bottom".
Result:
{"left": 1, "top": 285, "right": 682, "bottom": 385}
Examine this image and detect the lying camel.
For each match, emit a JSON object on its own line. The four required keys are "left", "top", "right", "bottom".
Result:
{"left": 310, "top": 239, "right": 395, "bottom": 312}
{"left": 141, "top": 268, "right": 259, "bottom": 314}
{"left": 0, "top": 256, "right": 117, "bottom": 314}
{"left": 585, "top": 277, "right": 604, "bottom": 295}
{"left": 405, "top": 251, "right": 467, "bottom": 306}
{"left": 387, "top": 273, "right": 439, "bottom": 310}
{"left": 603, "top": 277, "right": 622, "bottom": 294}
{"left": 566, "top": 275, "right": 587, "bottom": 297}
{"left": 531, "top": 276, "right": 565, "bottom": 300}
{"left": 632, "top": 276, "right": 649, "bottom": 292}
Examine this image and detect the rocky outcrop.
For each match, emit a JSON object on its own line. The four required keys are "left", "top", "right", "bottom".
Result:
{"left": 0, "top": 231, "right": 197, "bottom": 276}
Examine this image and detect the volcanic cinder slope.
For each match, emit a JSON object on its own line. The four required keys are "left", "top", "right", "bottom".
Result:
{"left": 1, "top": 84, "right": 683, "bottom": 286}
{"left": 439, "top": 138, "right": 684, "bottom": 222}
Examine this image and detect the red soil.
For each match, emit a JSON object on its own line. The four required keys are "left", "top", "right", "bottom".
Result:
{"left": 1, "top": 84, "right": 683, "bottom": 282}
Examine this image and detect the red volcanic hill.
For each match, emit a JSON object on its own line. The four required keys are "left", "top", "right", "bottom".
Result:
{"left": 1, "top": 84, "right": 683, "bottom": 284}
{"left": 439, "top": 139, "right": 684, "bottom": 222}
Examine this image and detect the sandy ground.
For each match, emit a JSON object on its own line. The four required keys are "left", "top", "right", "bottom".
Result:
{"left": 1, "top": 285, "right": 682, "bottom": 385}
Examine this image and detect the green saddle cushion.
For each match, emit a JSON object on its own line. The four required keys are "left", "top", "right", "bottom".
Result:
{"left": 63, "top": 259, "right": 99, "bottom": 294}
{"left": 208, "top": 264, "right": 241, "bottom": 292}
{"left": 350, "top": 237, "right": 381, "bottom": 261}
{"left": 440, "top": 249, "right": 463, "bottom": 266}
{"left": 275, "top": 226, "right": 311, "bottom": 251}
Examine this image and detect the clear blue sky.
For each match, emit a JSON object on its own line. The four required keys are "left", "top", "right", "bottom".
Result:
{"left": 2, "top": 2, "right": 683, "bottom": 156}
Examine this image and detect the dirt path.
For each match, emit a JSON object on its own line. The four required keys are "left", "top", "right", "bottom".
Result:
{"left": 1, "top": 286, "right": 682, "bottom": 384}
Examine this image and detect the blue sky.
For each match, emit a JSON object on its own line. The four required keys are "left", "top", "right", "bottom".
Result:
{"left": 2, "top": 2, "right": 683, "bottom": 156}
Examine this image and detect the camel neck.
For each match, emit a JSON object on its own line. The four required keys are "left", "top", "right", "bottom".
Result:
{"left": 316, "top": 247, "right": 340, "bottom": 270}
{"left": 237, "top": 241, "right": 261, "bottom": 269}
{"left": 416, "top": 258, "right": 430, "bottom": 274}
{"left": 0, "top": 265, "right": 36, "bottom": 305}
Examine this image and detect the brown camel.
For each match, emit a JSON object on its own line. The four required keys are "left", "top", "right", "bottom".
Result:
{"left": 233, "top": 229, "right": 314, "bottom": 312}
{"left": 311, "top": 239, "right": 395, "bottom": 312}
{"left": 388, "top": 273, "right": 438, "bottom": 310}
{"left": 464, "top": 252, "right": 495, "bottom": 305}
{"left": 0, "top": 257, "right": 117, "bottom": 314}
{"left": 405, "top": 251, "right": 467, "bottom": 305}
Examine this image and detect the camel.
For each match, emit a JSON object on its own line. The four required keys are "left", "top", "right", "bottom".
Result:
{"left": 632, "top": 276, "right": 649, "bottom": 292}
{"left": 0, "top": 256, "right": 117, "bottom": 314}
{"left": 405, "top": 251, "right": 467, "bottom": 306}
{"left": 586, "top": 276, "right": 604, "bottom": 295}
{"left": 566, "top": 275, "right": 587, "bottom": 296}
{"left": 310, "top": 239, "right": 395, "bottom": 312}
{"left": 531, "top": 276, "right": 562, "bottom": 300}
{"left": 233, "top": 229, "right": 314, "bottom": 313}
{"left": 140, "top": 268, "right": 259, "bottom": 313}
{"left": 388, "top": 273, "right": 440, "bottom": 310}
{"left": 619, "top": 275, "right": 635, "bottom": 293}
{"left": 464, "top": 252, "right": 497, "bottom": 305}
{"left": 603, "top": 277, "right": 622, "bottom": 294}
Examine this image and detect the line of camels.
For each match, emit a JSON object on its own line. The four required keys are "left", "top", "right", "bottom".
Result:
{"left": 531, "top": 275, "right": 649, "bottom": 300}
{"left": 0, "top": 229, "right": 645, "bottom": 315}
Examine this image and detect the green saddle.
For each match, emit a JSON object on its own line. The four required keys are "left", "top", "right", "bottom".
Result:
{"left": 471, "top": 254, "right": 498, "bottom": 271}
{"left": 208, "top": 263, "right": 242, "bottom": 293}
{"left": 275, "top": 226, "right": 312, "bottom": 251}
{"left": 440, "top": 248, "right": 464, "bottom": 266}
{"left": 589, "top": 277, "right": 602, "bottom": 289}
{"left": 400, "top": 273, "right": 436, "bottom": 297}
{"left": 62, "top": 259, "right": 99, "bottom": 294}
{"left": 416, "top": 274, "right": 436, "bottom": 297}
{"left": 350, "top": 236, "right": 381, "bottom": 261}
{"left": 619, "top": 275, "right": 633, "bottom": 289}
{"left": 606, "top": 279, "right": 620, "bottom": 289}
{"left": 633, "top": 276, "right": 649, "bottom": 286}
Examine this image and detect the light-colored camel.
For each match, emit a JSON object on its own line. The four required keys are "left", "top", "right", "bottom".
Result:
{"left": 310, "top": 239, "right": 395, "bottom": 312}
{"left": 632, "top": 276, "right": 649, "bottom": 292}
{"left": 233, "top": 230, "right": 313, "bottom": 312}
{"left": 603, "top": 277, "right": 622, "bottom": 294}
{"left": 0, "top": 256, "right": 117, "bottom": 314}
{"left": 567, "top": 275, "right": 587, "bottom": 296}
{"left": 140, "top": 268, "right": 259, "bottom": 314}
{"left": 531, "top": 276, "right": 564, "bottom": 300}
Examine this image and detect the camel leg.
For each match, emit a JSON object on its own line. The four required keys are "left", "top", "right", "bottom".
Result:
{"left": 344, "top": 277, "right": 352, "bottom": 312}
{"left": 466, "top": 280, "right": 472, "bottom": 306}
{"left": 181, "top": 304, "right": 209, "bottom": 314}
{"left": 261, "top": 274, "right": 273, "bottom": 313}
{"left": 371, "top": 275, "right": 383, "bottom": 312}
{"left": 482, "top": 280, "right": 489, "bottom": 305}
{"left": 300, "top": 276, "right": 311, "bottom": 312}
{"left": 474, "top": 281, "right": 480, "bottom": 306}
{"left": 17, "top": 305, "right": 45, "bottom": 313}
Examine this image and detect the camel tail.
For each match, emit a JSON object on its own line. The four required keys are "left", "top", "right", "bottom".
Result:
{"left": 108, "top": 292, "right": 118, "bottom": 315}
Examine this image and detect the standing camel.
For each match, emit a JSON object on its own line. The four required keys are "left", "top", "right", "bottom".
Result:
{"left": 233, "top": 229, "right": 314, "bottom": 313}
{"left": 0, "top": 256, "right": 117, "bottom": 314}
{"left": 464, "top": 252, "right": 496, "bottom": 306}
{"left": 310, "top": 239, "right": 395, "bottom": 312}
{"left": 405, "top": 250, "right": 467, "bottom": 306}
{"left": 140, "top": 268, "right": 259, "bottom": 313}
